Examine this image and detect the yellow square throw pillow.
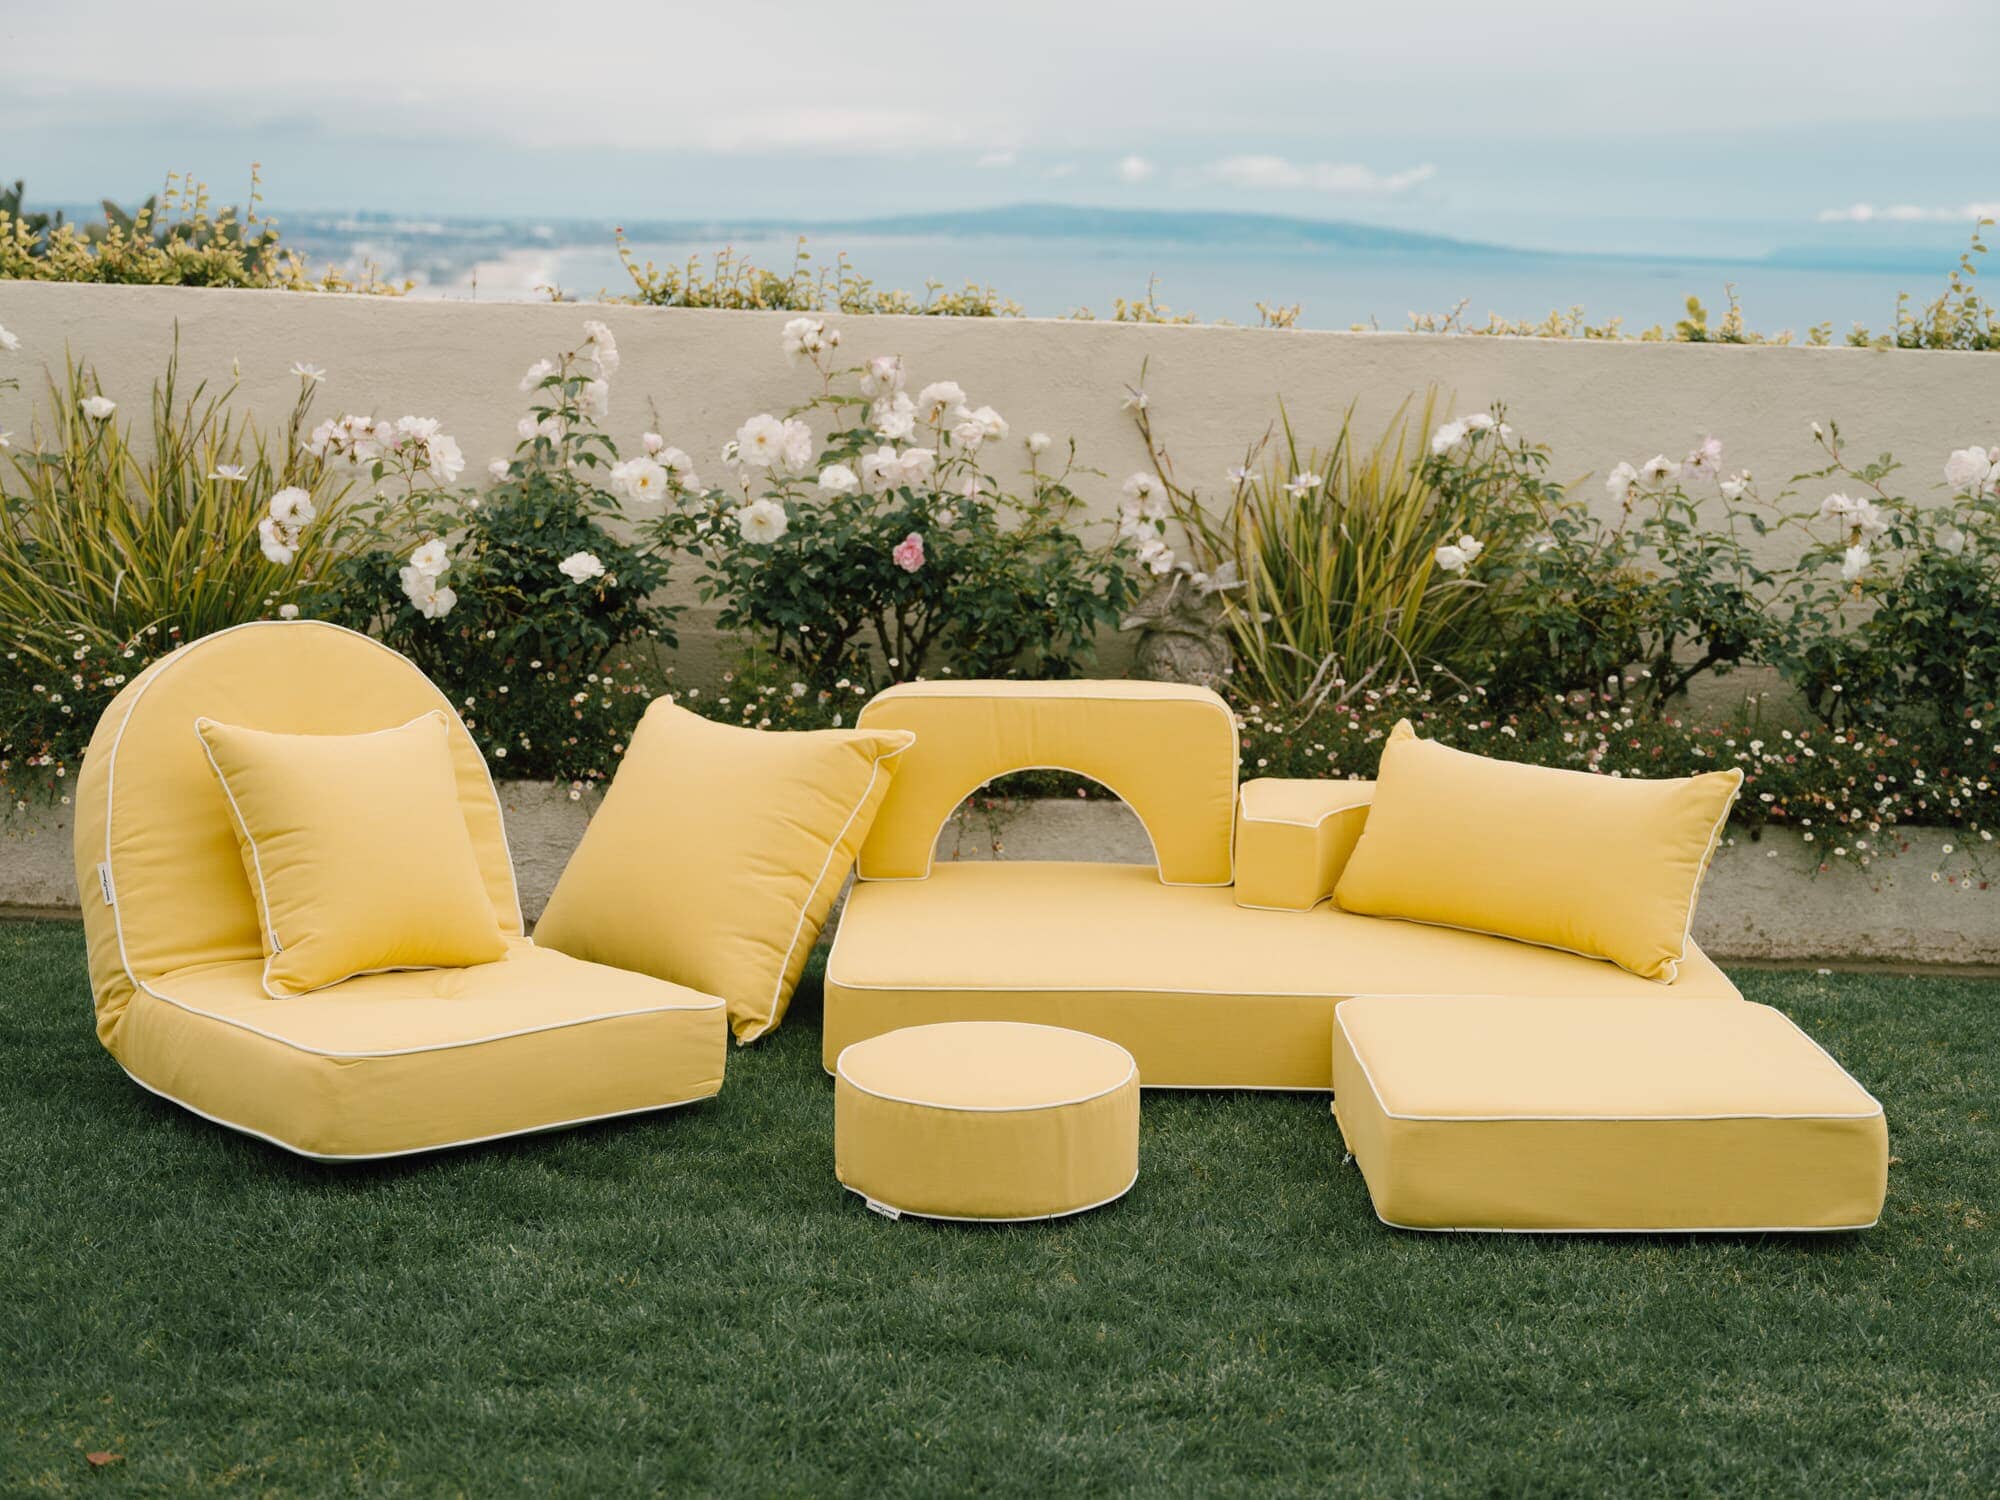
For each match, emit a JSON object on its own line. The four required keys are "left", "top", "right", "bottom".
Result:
{"left": 1333, "top": 720, "right": 1742, "bottom": 982}
{"left": 195, "top": 712, "right": 509, "bottom": 997}
{"left": 533, "top": 700, "right": 914, "bottom": 1044}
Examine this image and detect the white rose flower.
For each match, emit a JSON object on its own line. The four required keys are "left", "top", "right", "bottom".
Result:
{"left": 781, "top": 317, "right": 837, "bottom": 362}
{"left": 1938, "top": 525, "right": 1968, "bottom": 557}
{"left": 896, "top": 447, "right": 936, "bottom": 488}
{"left": 399, "top": 565, "right": 457, "bottom": 619}
{"left": 488, "top": 458, "right": 511, "bottom": 480}
{"left": 1429, "top": 419, "right": 1467, "bottom": 456}
{"left": 582, "top": 320, "right": 620, "bottom": 375}
{"left": 1945, "top": 446, "right": 1995, "bottom": 494}
{"left": 1027, "top": 431, "right": 1052, "bottom": 456}
{"left": 778, "top": 417, "right": 815, "bottom": 474}
{"left": 1137, "top": 535, "right": 1177, "bottom": 575}
{"left": 1640, "top": 453, "right": 1679, "bottom": 484}
{"left": 580, "top": 379, "right": 610, "bottom": 421}
{"left": 409, "top": 538, "right": 450, "bottom": 578}
{"left": 860, "top": 446, "right": 902, "bottom": 490}
{"left": 818, "top": 464, "right": 860, "bottom": 495}
{"left": 1684, "top": 435, "right": 1724, "bottom": 476}
{"left": 950, "top": 407, "right": 988, "bottom": 449}
{"left": 609, "top": 456, "right": 671, "bottom": 503}
{"left": 80, "top": 395, "right": 117, "bottom": 421}
{"left": 1433, "top": 535, "right": 1483, "bottom": 573}
{"left": 860, "top": 355, "right": 905, "bottom": 396}
{"left": 1718, "top": 472, "right": 1749, "bottom": 501}
{"left": 968, "top": 405, "right": 1008, "bottom": 442}
{"left": 257, "top": 517, "right": 298, "bottom": 566}
{"left": 735, "top": 498, "right": 790, "bottom": 544}
{"left": 558, "top": 550, "right": 606, "bottom": 583}
{"left": 1841, "top": 544, "right": 1870, "bottom": 581}
{"left": 871, "top": 391, "right": 917, "bottom": 440}
{"left": 426, "top": 434, "right": 466, "bottom": 482}
{"left": 268, "top": 487, "right": 317, "bottom": 528}
{"left": 1605, "top": 461, "right": 1640, "bottom": 498}
{"left": 642, "top": 431, "right": 666, "bottom": 456}
{"left": 519, "top": 358, "right": 557, "bottom": 391}
{"left": 916, "top": 380, "right": 967, "bottom": 424}
{"left": 734, "top": 414, "right": 788, "bottom": 468}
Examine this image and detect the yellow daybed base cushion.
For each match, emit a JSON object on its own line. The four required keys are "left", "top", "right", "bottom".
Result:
{"left": 855, "top": 680, "right": 1239, "bottom": 885}
{"left": 113, "top": 940, "right": 727, "bottom": 1160}
{"left": 835, "top": 1021, "right": 1140, "bottom": 1221}
{"left": 824, "top": 863, "right": 1741, "bottom": 1090}
{"left": 1331, "top": 995, "right": 1888, "bottom": 1232}
{"left": 1234, "top": 777, "right": 1374, "bottom": 911}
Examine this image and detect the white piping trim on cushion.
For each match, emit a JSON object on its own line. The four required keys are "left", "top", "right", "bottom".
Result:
{"left": 1338, "top": 757, "right": 1743, "bottom": 986}
{"left": 1235, "top": 796, "right": 1374, "bottom": 830}
{"left": 854, "top": 762, "right": 1234, "bottom": 889}
{"left": 100, "top": 620, "right": 525, "bottom": 1027}
{"left": 117, "top": 1064, "right": 717, "bottom": 1162}
{"left": 842, "top": 1168, "right": 1139, "bottom": 1224}
{"left": 835, "top": 1024, "right": 1138, "bottom": 1111}
{"left": 1331, "top": 1001, "right": 1883, "bottom": 1121}
{"left": 855, "top": 685, "right": 1240, "bottom": 888}
{"left": 816, "top": 1059, "right": 1327, "bottom": 1093}
{"left": 137, "top": 974, "right": 722, "bottom": 1059}
{"left": 1368, "top": 1208, "right": 1880, "bottom": 1235}
{"left": 737, "top": 732, "right": 915, "bottom": 1044}
{"left": 1232, "top": 897, "right": 1332, "bottom": 914}
{"left": 195, "top": 710, "right": 477, "bottom": 999}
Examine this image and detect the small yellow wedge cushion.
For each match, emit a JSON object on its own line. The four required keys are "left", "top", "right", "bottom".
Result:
{"left": 534, "top": 700, "right": 915, "bottom": 1043}
{"left": 1234, "top": 778, "right": 1374, "bottom": 911}
{"left": 1334, "top": 721, "right": 1742, "bottom": 982}
{"left": 195, "top": 712, "right": 509, "bottom": 997}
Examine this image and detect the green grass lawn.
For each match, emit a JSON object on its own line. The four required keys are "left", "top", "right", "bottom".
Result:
{"left": 2, "top": 921, "right": 1996, "bottom": 1497}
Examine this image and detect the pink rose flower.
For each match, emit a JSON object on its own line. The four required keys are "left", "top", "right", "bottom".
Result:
{"left": 892, "top": 532, "right": 926, "bottom": 573}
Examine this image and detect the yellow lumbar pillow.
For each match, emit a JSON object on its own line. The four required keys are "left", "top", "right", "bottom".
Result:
{"left": 1333, "top": 720, "right": 1742, "bottom": 982}
{"left": 195, "top": 712, "right": 509, "bottom": 997}
{"left": 534, "top": 700, "right": 915, "bottom": 1043}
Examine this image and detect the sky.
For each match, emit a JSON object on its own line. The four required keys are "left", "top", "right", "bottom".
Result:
{"left": 4, "top": 0, "right": 1997, "bottom": 257}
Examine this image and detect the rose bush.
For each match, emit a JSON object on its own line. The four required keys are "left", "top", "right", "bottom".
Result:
{"left": 320, "top": 321, "right": 677, "bottom": 789}
{"left": 643, "top": 319, "right": 1140, "bottom": 689}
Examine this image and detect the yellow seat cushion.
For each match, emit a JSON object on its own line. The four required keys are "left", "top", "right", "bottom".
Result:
{"left": 535, "top": 701, "right": 915, "bottom": 1044}
{"left": 1331, "top": 995, "right": 1888, "bottom": 1232}
{"left": 1235, "top": 777, "right": 1374, "bottom": 911}
{"left": 834, "top": 1021, "right": 1139, "bottom": 1220}
{"left": 196, "top": 712, "right": 509, "bottom": 997}
{"left": 1335, "top": 720, "right": 1742, "bottom": 981}
{"left": 855, "top": 680, "right": 1238, "bottom": 885}
{"left": 116, "top": 939, "right": 725, "bottom": 1159}
{"left": 824, "top": 862, "right": 1741, "bottom": 1089}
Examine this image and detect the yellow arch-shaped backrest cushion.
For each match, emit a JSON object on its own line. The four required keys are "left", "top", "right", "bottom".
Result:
{"left": 72, "top": 621, "right": 521, "bottom": 1048}
{"left": 854, "top": 680, "right": 1239, "bottom": 885}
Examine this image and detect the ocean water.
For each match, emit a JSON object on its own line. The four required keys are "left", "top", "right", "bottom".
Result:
{"left": 451, "top": 232, "right": 1943, "bottom": 340}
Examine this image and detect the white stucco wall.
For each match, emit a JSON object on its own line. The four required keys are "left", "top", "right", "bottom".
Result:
{"left": 3, "top": 280, "right": 1999, "bottom": 681}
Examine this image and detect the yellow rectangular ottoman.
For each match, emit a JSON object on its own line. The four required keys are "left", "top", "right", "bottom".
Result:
{"left": 1331, "top": 995, "right": 1887, "bottom": 1232}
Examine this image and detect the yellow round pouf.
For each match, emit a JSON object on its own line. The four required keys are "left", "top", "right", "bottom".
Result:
{"left": 835, "top": 1021, "right": 1140, "bottom": 1222}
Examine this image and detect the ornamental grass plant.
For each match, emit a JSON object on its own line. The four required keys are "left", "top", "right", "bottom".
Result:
{"left": 0, "top": 345, "right": 348, "bottom": 806}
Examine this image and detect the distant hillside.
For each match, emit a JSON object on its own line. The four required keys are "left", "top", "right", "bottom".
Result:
{"left": 809, "top": 203, "right": 1497, "bottom": 255}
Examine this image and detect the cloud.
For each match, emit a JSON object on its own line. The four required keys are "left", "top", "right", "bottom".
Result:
{"left": 1204, "top": 155, "right": 1438, "bottom": 194}
{"left": 1045, "top": 162, "right": 1079, "bottom": 180}
{"left": 976, "top": 148, "right": 1019, "bottom": 169}
{"left": 1117, "top": 154, "right": 1157, "bottom": 184}
{"left": 1816, "top": 201, "right": 2000, "bottom": 223}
